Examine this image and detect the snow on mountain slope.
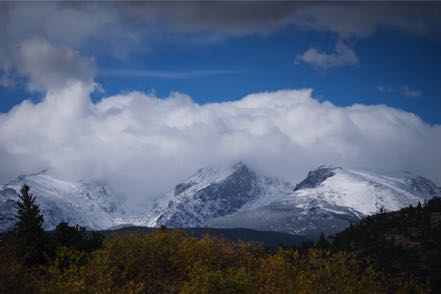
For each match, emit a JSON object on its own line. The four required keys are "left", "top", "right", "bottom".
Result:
{"left": 0, "top": 170, "right": 128, "bottom": 231}
{"left": 207, "top": 165, "right": 440, "bottom": 237}
{"left": 1, "top": 164, "right": 439, "bottom": 237}
{"left": 293, "top": 166, "right": 439, "bottom": 215}
{"left": 206, "top": 198, "right": 362, "bottom": 238}
{"left": 154, "top": 162, "right": 293, "bottom": 227}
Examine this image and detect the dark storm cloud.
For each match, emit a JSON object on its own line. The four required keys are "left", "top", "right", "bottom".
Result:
{"left": 123, "top": 2, "right": 441, "bottom": 38}
{"left": 2, "top": 2, "right": 441, "bottom": 48}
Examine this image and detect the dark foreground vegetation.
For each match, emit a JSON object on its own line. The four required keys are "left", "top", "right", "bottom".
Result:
{"left": 329, "top": 197, "right": 441, "bottom": 292}
{"left": 0, "top": 229, "right": 426, "bottom": 293}
{"left": 102, "top": 226, "right": 309, "bottom": 247}
{"left": 0, "top": 184, "right": 436, "bottom": 293}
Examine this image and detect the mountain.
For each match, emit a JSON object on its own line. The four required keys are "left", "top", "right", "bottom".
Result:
{"left": 206, "top": 165, "right": 440, "bottom": 238}
{"left": 0, "top": 170, "right": 128, "bottom": 231}
{"left": 152, "top": 163, "right": 440, "bottom": 239}
{"left": 291, "top": 165, "right": 440, "bottom": 215}
{"left": 154, "top": 162, "right": 292, "bottom": 227}
{"left": 1, "top": 164, "right": 439, "bottom": 238}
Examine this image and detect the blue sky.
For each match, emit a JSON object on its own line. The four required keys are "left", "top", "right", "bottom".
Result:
{"left": 96, "top": 29, "right": 441, "bottom": 124}
{"left": 0, "top": 2, "right": 440, "bottom": 123}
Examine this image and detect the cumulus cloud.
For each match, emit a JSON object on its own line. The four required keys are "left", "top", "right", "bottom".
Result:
{"left": 17, "top": 38, "right": 95, "bottom": 91}
{"left": 0, "top": 84, "right": 440, "bottom": 206}
{"left": 0, "top": 2, "right": 133, "bottom": 92}
{"left": 295, "top": 41, "right": 358, "bottom": 69}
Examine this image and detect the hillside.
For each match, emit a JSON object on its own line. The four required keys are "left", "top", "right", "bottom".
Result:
{"left": 330, "top": 197, "right": 441, "bottom": 291}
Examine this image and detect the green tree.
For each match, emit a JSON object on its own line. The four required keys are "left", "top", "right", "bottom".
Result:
{"left": 53, "top": 222, "right": 103, "bottom": 252}
{"left": 15, "top": 184, "right": 45, "bottom": 266}
{"left": 316, "top": 232, "right": 330, "bottom": 249}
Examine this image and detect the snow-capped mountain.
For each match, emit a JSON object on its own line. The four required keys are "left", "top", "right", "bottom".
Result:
{"left": 154, "top": 162, "right": 293, "bottom": 227}
{"left": 207, "top": 165, "right": 441, "bottom": 237}
{"left": 1, "top": 164, "right": 439, "bottom": 238}
{"left": 292, "top": 165, "right": 441, "bottom": 215}
{"left": 0, "top": 170, "right": 128, "bottom": 231}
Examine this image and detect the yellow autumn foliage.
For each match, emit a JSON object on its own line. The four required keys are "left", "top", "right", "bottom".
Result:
{"left": 3, "top": 229, "right": 428, "bottom": 293}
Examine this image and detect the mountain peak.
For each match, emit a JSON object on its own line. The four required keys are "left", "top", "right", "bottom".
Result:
{"left": 232, "top": 161, "right": 248, "bottom": 169}
{"left": 317, "top": 165, "right": 341, "bottom": 171}
{"left": 294, "top": 165, "right": 341, "bottom": 191}
{"left": 155, "top": 161, "right": 291, "bottom": 228}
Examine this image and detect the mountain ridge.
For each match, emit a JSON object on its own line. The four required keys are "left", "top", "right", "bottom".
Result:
{"left": 197, "top": 164, "right": 440, "bottom": 237}
{"left": 1, "top": 163, "right": 440, "bottom": 237}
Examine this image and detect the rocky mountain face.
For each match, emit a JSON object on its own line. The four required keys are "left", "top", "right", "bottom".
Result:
{"left": 154, "top": 162, "right": 292, "bottom": 227}
{"left": 293, "top": 165, "right": 337, "bottom": 191}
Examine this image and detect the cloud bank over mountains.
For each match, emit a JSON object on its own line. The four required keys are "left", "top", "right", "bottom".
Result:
{"left": 1, "top": 79, "right": 440, "bottom": 203}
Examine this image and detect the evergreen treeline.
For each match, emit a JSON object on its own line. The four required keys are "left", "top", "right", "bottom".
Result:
{"left": 329, "top": 197, "right": 441, "bottom": 291}
{"left": 0, "top": 185, "right": 431, "bottom": 293}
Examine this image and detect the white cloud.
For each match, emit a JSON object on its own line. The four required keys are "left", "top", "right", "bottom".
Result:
{"left": 0, "top": 84, "right": 440, "bottom": 206}
{"left": 377, "top": 85, "right": 395, "bottom": 94}
{"left": 17, "top": 38, "right": 95, "bottom": 91}
{"left": 295, "top": 41, "right": 358, "bottom": 69}
{"left": 401, "top": 85, "right": 422, "bottom": 99}
{"left": 377, "top": 85, "right": 423, "bottom": 99}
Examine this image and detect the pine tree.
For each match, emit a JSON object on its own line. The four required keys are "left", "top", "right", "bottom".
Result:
{"left": 417, "top": 201, "right": 422, "bottom": 210}
{"left": 316, "top": 232, "right": 330, "bottom": 249}
{"left": 15, "top": 184, "right": 45, "bottom": 266}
